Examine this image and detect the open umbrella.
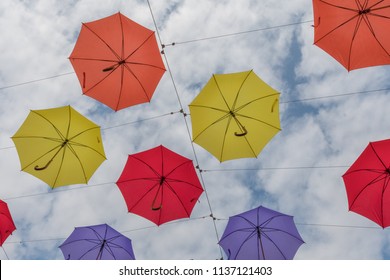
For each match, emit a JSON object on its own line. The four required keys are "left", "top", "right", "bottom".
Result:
{"left": 116, "top": 145, "right": 204, "bottom": 226}
{"left": 0, "top": 199, "right": 16, "bottom": 246}
{"left": 59, "top": 223, "right": 135, "bottom": 260}
{"left": 11, "top": 105, "right": 106, "bottom": 188}
{"left": 219, "top": 205, "right": 304, "bottom": 260}
{"left": 69, "top": 12, "right": 166, "bottom": 111}
{"left": 189, "top": 70, "right": 280, "bottom": 162}
{"left": 312, "top": 0, "right": 390, "bottom": 71}
{"left": 342, "top": 139, "right": 390, "bottom": 228}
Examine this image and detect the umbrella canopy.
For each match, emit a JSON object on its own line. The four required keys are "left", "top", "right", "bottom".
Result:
{"left": 219, "top": 206, "right": 304, "bottom": 260}
{"left": 0, "top": 199, "right": 16, "bottom": 246}
{"left": 342, "top": 139, "right": 390, "bottom": 228}
{"left": 313, "top": 0, "right": 390, "bottom": 71}
{"left": 69, "top": 12, "right": 166, "bottom": 111}
{"left": 116, "top": 145, "right": 204, "bottom": 226}
{"left": 11, "top": 105, "right": 106, "bottom": 188}
{"left": 189, "top": 70, "right": 280, "bottom": 162}
{"left": 59, "top": 223, "right": 135, "bottom": 260}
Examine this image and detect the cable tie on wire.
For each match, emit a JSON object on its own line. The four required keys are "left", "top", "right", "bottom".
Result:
{"left": 180, "top": 109, "right": 187, "bottom": 117}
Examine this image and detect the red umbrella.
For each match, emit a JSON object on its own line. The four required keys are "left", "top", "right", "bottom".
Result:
{"left": 69, "top": 12, "right": 166, "bottom": 111}
{"left": 0, "top": 199, "right": 16, "bottom": 246}
{"left": 116, "top": 145, "right": 204, "bottom": 226}
{"left": 342, "top": 139, "right": 390, "bottom": 228}
{"left": 312, "top": 0, "right": 390, "bottom": 71}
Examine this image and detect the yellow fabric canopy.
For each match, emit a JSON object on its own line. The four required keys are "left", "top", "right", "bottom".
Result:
{"left": 12, "top": 105, "right": 106, "bottom": 188}
{"left": 189, "top": 70, "right": 280, "bottom": 162}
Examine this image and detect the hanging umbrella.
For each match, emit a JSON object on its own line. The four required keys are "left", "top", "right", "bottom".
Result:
{"left": 219, "top": 205, "right": 304, "bottom": 260}
{"left": 116, "top": 145, "right": 204, "bottom": 226}
{"left": 0, "top": 199, "right": 16, "bottom": 246}
{"left": 69, "top": 12, "right": 166, "bottom": 111}
{"left": 342, "top": 139, "right": 390, "bottom": 228}
{"left": 11, "top": 105, "right": 106, "bottom": 188}
{"left": 312, "top": 0, "right": 390, "bottom": 71}
{"left": 189, "top": 70, "right": 280, "bottom": 162}
{"left": 59, "top": 223, "right": 135, "bottom": 260}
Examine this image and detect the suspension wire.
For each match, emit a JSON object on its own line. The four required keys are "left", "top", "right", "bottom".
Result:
{"left": 163, "top": 19, "right": 314, "bottom": 47}
{"left": 203, "top": 165, "right": 349, "bottom": 172}
{"left": 0, "top": 72, "right": 74, "bottom": 91}
{"left": 1, "top": 247, "right": 10, "bottom": 260}
{"left": 281, "top": 87, "right": 390, "bottom": 104}
{"left": 147, "top": 0, "right": 223, "bottom": 259}
{"left": 1, "top": 165, "right": 351, "bottom": 201}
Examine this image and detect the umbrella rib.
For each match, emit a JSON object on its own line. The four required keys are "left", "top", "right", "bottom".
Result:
{"left": 114, "top": 64, "right": 126, "bottom": 111}
{"left": 235, "top": 113, "right": 281, "bottom": 131}
{"left": 231, "top": 70, "right": 253, "bottom": 111}
{"left": 82, "top": 23, "right": 121, "bottom": 60}
{"left": 213, "top": 75, "right": 233, "bottom": 111}
{"left": 379, "top": 173, "right": 390, "bottom": 227}
{"left": 67, "top": 139, "right": 106, "bottom": 159}
{"left": 30, "top": 110, "right": 67, "bottom": 140}
{"left": 191, "top": 113, "right": 230, "bottom": 141}
{"left": 123, "top": 32, "right": 155, "bottom": 61}
{"left": 234, "top": 93, "right": 280, "bottom": 112}
{"left": 314, "top": 13, "right": 360, "bottom": 45}
{"left": 348, "top": 172, "right": 388, "bottom": 210}
{"left": 122, "top": 63, "right": 151, "bottom": 104}
{"left": 233, "top": 230, "right": 258, "bottom": 260}
{"left": 360, "top": 12, "right": 390, "bottom": 58}
{"left": 369, "top": 142, "right": 389, "bottom": 169}
{"left": 319, "top": 0, "right": 360, "bottom": 12}
{"left": 163, "top": 181, "right": 192, "bottom": 217}
{"left": 82, "top": 67, "right": 118, "bottom": 95}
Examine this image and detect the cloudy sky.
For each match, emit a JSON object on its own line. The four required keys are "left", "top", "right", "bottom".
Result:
{"left": 1, "top": 0, "right": 390, "bottom": 260}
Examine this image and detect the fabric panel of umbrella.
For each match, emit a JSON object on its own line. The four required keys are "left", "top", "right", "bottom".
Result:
{"left": 11, "top": 105, "right": 106, "bottom": 188}
{"left": 0, "top": 199, "right": 16, "bottom": 246}
{"left": 219, "top": 205, "right": 304, "bottom": 260}
{"left": 313, "top": 0, "right": 390, "bottom": 71}
{"left": 189, "top": 70, "right": 280, "bottom": 162}
{"left": 59, "top": 223, "right": 135, "bottom": 260}
{"left": 69, "top": 12, "right": 166, "bottom": 111}
{"left": 342, "top": 139, "right": 390, "bottom": 228}
{"left": 116, "top": 145, "right": 204, "bottom": 226}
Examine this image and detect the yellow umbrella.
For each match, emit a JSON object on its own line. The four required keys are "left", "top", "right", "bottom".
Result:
{"left": 12, "top": 105, "right": 106, "bottom": 188}
{"left": 189, "top": 70, "right": 280, "bottom": 162}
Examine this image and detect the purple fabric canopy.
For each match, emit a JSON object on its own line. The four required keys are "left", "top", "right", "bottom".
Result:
{"left": 59, "top": 223, "right": 135, "bottom": 260}
{"left": 219, "top": 205, "right": 304, "bottom": 260}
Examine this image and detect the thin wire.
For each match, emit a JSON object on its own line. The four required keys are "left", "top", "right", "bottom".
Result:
{"left": 163, "top": 20, "right": 313, "bottom": 47}
{"left": 101, "top": 111, "right": 181, "bottom": 131}
{"left": 203, "top": 165, "right": 349, "bottom": 172}
{"left": 282, "top": 87, "right": 390, "bottom": 104}
{"left": 0, "top": 72, "right": 74, "bottom": 91}
{"left": 147, "top": 0, "right": 223, "bottom": 259}
{"left": 1, "top": 247, "right": 10, "bottom": 260}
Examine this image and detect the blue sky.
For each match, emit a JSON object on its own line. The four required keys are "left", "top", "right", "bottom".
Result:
{"left": 0, "top": 0, "right": 390, "bottom": 260}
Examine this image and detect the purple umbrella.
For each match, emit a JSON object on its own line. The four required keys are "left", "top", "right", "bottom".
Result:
{"left": 219, "top": 206, "right": 304, "bottom": 260}
{"left": 59, "top": 223, "right": 135, "bottom": 260}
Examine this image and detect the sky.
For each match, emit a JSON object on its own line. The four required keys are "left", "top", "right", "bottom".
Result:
{"left": 0, "top": 0, "right": 390, "bottom": 260}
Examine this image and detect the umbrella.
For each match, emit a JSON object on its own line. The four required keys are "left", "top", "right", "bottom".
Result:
{"left": 0, "top": 199, "right": 16, "bottom": 246}
{"left": 116, "top": 145, "right": 204, "bottom": 226}
{"left": 342, "top": 139, "right": 390, "bottom": 228}
{"left": 59, "top": 223, "right": 135, "bottom": 260}
{"left": 69, "top": 12, "right": 166, "bottom": 111}
{"left": 189, "top": 70, "right": 280, "bottom": 162}
{"left": 219, "top": 206, "right": 304, "bottom": 260}
{"left": 312, "top": 0, "right": 390, "bottom": 71}
{"left": 11, "top": 105, "right": 106, "bottom": 188}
